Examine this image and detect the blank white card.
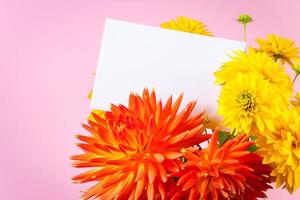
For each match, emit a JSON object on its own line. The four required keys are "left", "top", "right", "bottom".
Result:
{"left": 91, "top": 18, "right": 246, "bottom": 127}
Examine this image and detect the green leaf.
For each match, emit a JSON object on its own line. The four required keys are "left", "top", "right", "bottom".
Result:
{"left": 248, "top": 135, "right": 258, "bottom": 152}
{"left": 248, "top": 145, "right": 258, "bottom": 152}
{"left": 218, "top": 131, "right": 230, "bottom": 147}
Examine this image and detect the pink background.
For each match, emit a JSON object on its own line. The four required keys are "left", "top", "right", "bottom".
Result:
{"left": 1, "top": 0, "right": 300, "bottom": 199}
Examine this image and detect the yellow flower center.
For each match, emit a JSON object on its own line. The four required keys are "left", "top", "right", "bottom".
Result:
{"left": 272, "top": 53, "right": 284, "bottom": 61}
{"left": 237, "top": 91, "right": 257, "bottom": 114}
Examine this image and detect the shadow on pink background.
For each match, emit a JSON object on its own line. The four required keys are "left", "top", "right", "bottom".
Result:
{"left": 1, "top": 0, "right": 299, "bottom": 199}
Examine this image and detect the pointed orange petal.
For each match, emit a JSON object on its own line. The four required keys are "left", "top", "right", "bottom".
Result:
{"left": 150, "top": 89, "right": 157, "bottom": 110}
{"left": 188, "top": 187, "right": 197, "bottom": 200}
{"left": 162, "top": 96, "right": 173, "bottom": 118}
{"left": 182, "top": 177, "right": 198, "bottom": 191}
{"left": 177, "top": 171, "right": 195, "bottom": 186}
{"left": 157, "top": 181, "right": 166, "bottom": 200}
{"left": 228, "top": 151, "right": 250, "bottom": 158}
{"left": 147, "top": 162, "right": 157, "bottom": 184}
{"left": 164, "top": 151, "right": 182, "bottom": 159}
{"left": 156, "top": 164, "right": 168, "bottom": 183}
{"left": 136, "top": 163, "right": 145, "bottom": 181}
{"left": 207, "top": 128, "right": 219, "bottom": 159}
{"left": 200, "top": 178, "right": 209, "bottom": 198}
{"left": 134, "top": 178, "right": 145, "bottom": 200}
{"left": 147, "top": 183, "right": 154, "bottom": 200}
{"left": 171, "top": 94, "right": 183, "bottom": 118}
{"left": 168, "top": 131, "right": 187, "bottom": 145}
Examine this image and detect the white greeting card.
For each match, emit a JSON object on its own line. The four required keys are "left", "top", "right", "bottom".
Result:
{"left": 91, "top": 18, "right": 246, "bottom": 127}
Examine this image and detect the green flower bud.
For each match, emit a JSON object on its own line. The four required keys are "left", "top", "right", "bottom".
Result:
{"left": 236, "top": 14, "right": 253, "bottom": 25}
{"left": 293, "top": 63, "right": 300, "bottom": 74}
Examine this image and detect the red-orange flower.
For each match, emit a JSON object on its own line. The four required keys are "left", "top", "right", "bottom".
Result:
{"left": 71, "top": 89, "right": 210, "bottom": 200}
{"left": 168, "top": 129, "right": 272, "bottom": 200}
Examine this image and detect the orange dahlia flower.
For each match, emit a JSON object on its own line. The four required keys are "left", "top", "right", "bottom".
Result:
{"left": 71, "top": 89, "right": 210, "bottom": 200}
{"left": 168, "top": 129, "right": 272, "bottom": 200}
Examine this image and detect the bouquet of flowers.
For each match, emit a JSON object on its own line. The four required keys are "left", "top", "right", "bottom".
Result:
{"left": 71, "top": 16, "right": 300, "bottom": 200}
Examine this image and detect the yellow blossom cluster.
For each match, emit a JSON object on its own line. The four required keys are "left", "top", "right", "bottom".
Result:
{"left": 215, "top": 34, "right": 300, "bottom": 193}
{"left": 215, "top": 48, "right": 292, "bottom": 135}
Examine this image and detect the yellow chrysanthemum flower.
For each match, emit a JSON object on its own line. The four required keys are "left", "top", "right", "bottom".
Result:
{"left": 256, "top": 108, "right": 300, "bottom": 193}
{"left": 215, "top": 48, "right": 293, "bottom": 99}
{"left": 218, "top": 73, "right": 286, "bottom": 134}
{"left": 255, "top": 34, "right": 300, "bottom": 65}
{"left": 160, "top": 16, "right": 212, "bottom": 36}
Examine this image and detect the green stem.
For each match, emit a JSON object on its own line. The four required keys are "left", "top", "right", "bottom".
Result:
{"left": 243, "top": 24, "right": 247, "bottom": 42}
{"left": 293, "top": 73, "right": 299, "bottom": 85}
